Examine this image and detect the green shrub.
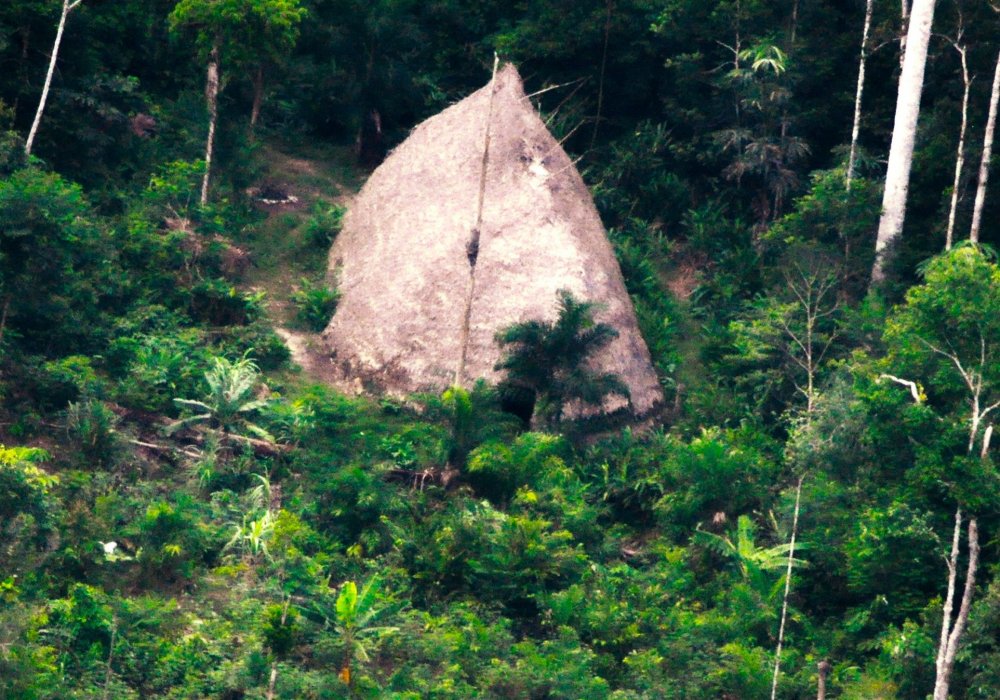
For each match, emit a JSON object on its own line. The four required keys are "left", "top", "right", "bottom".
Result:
{"left": 112, "top": 330, "right": 209, "bottom": 412}
{"left": 0, "top": 130, "right": 26, "bottom": 175}
{"left": 35, "top": 355, "right": 104, "bottom": 408}
{"left": 304, "top": 202, "right": 345, "bottom": 248}
{"left": 467, "top": 432, "right": 570, "bottom": 503}
{"left": 65, "top": 398, "right": 121, "bottom": 466}
{"left": 418, "top": 382, "right": 520, "bottom": 467}
{"left": 0, "top": 445, "right": 58, "bottom": 570}
{"left": 189, "top": 279, "right": 265, "bottom": 326}
{"left": 216, "top": 322, "right": 290, "bottom": 370}
{"left": 169, "top": 355, "right": 273, "bottom": 441}
{"left": 291, "top": 278, "right": 340, "bottom": 331}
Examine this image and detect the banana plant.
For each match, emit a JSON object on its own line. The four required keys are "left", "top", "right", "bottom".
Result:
{"left": 168, "top": 355, "right": 274, "bottom": 441}
{"left": 224, "top": 475, "right": 276, "bottom": 564}
{"left": 315, "top": 576, "right": 398, "bottom": 690}
{"left": 697, "top": 515, "right": 807, "bottom": 596}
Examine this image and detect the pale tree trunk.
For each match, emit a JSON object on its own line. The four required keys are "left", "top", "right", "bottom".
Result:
{"left": 200, "top": 39, "right": 221, "bottom": 207}
{"left": 250, "top": 64, "right": 264, "bottom": 129}
{"left": 932, "top": 513, "right": 979, "bottom": 700}
{"left": 816, "top": 660, "right": 831, "bottom": 699}
{"left": 970, "top": 50, "right": 1000, "bottom": 244}
{"left": 847, "top": 0, "right": 874, "bottom": 190}
{"left": 770, "top": 474, "right": 804, "bottom": 700}
{"left": 871, "top": 0, "right": 938, "bottom": 287}
{"left": 934, "top": 508, "right": 963, "bottom": 696}
{"left": 945, "top": 34, "right": 971, "bottom": 249}
{"left": 880, "top": 358, "right": 992, "bottom": 699}
{"left": 24, "top": 0, "right": 83, "bottom": 157}
{"left": 770, "top": 264, "right": 839, "bottom": 697}
{"left": 931, "top": 421, "right": 990, "bottom": 699}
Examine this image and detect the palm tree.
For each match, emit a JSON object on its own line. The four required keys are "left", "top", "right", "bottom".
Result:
{"left": 494, "top": 290, "right": 629, "bottom": 428}
{"left": 715, "top": 44, "right": 810, "bottom": 225}
{"left": 427, "top": 382, "right": 519, "bottom": 467}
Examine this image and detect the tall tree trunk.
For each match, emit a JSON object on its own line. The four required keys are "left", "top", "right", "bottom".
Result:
{"left": 770, "top": 475, "right": 804, "bottom": 700}
{"left": 200, "top": 39, "right": 221, "bottom": 207}
{"left": 945, "top": 36, "right": 970, "bottom": 249}
{"left": 250, "top": 64, "right": 264, "bottom": 129}
{"left": 25, "top": 0, "right": 83, "bottom": 157}
{"left": 932, "top": 514, "right": 979, "bottom": 700}
{"left": 816, "top": 660, "right": 831, "bottom": 699}
{"left": 932, "top": 425, "right": 988, "bottom": 698}
{"left": 970, "top": 49, "right": 1000, "bottom": 244}
{"left": 934, "top": 507, "right": 963, "bottom": 694}
{"left": 871, "top": 0, "right": 938, "bottom": 287}
{"left": 847, "top": 0, "right": 874, "bottom": 190}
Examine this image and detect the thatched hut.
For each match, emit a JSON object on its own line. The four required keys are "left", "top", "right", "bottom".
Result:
{"left": 323, "top": 63, "right": 663, "bottom": 418}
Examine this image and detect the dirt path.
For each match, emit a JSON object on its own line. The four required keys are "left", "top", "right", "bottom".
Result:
{"left": 274, "top": 327, "right": 342, "bottom": 384}
{"left": 241, "top": 142, "right": 362, "bottom": 384}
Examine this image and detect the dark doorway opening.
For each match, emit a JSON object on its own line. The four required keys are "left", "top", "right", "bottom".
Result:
{"left": 499, "top": 385, "right": 536, "bottom": 427}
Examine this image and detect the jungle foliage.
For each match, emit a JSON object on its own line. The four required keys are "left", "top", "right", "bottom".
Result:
{"left": 3, "top": 0, "right": 1000, "bottom": 698}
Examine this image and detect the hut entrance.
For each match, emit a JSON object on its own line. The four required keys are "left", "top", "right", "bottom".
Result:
{"left": 500, "top": 387, "right": 536, "bottom": 427}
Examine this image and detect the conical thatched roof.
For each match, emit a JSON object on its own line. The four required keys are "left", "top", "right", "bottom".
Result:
{"left": 323, "top": 63, "right": 663, "bottom": 418}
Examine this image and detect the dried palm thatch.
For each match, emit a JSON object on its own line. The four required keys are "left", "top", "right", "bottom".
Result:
{"left": 323, "top": 63, "right": 662, "bottom": 418}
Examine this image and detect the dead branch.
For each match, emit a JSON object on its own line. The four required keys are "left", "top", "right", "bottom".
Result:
{"left": 879, "top": 374, "right": 924, "bottom": 403}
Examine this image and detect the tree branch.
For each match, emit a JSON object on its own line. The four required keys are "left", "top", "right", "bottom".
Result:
{"left": 879, "top": 374, "right": 924, "bottom": 403}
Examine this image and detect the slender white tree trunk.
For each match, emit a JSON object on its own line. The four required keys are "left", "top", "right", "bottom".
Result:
{"left": 24, "top": 0, "right": 83, "bottom": 157}
{"left": 932, "top": 424, "right": 988, "bottom": 699}
{"left": 847, "top": 0, "right": 874, "bottom": 190}
{"left": 770, "top": 475, "right": 804, "bottom": 700}
{"left": 970, "top": 50, "right": 1000, "bottom": 243}
{"left": 932, "top": 514, "right": 979, "bottom": 700}
{"left": 945, "top": 38, "right": 971, "bottom": 249}
{"left": 200, "top": 39, "right": 221, "bottom": 206}
{"left": 934, "top": 508, "right": 962, "bottom": 691}
{"left": 871, "top": 0, "right": 938, "bottom": 286}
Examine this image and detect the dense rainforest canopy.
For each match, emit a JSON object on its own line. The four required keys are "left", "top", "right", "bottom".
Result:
{"left": 3, "top": 0, "right": 1000, "bottom": 698}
